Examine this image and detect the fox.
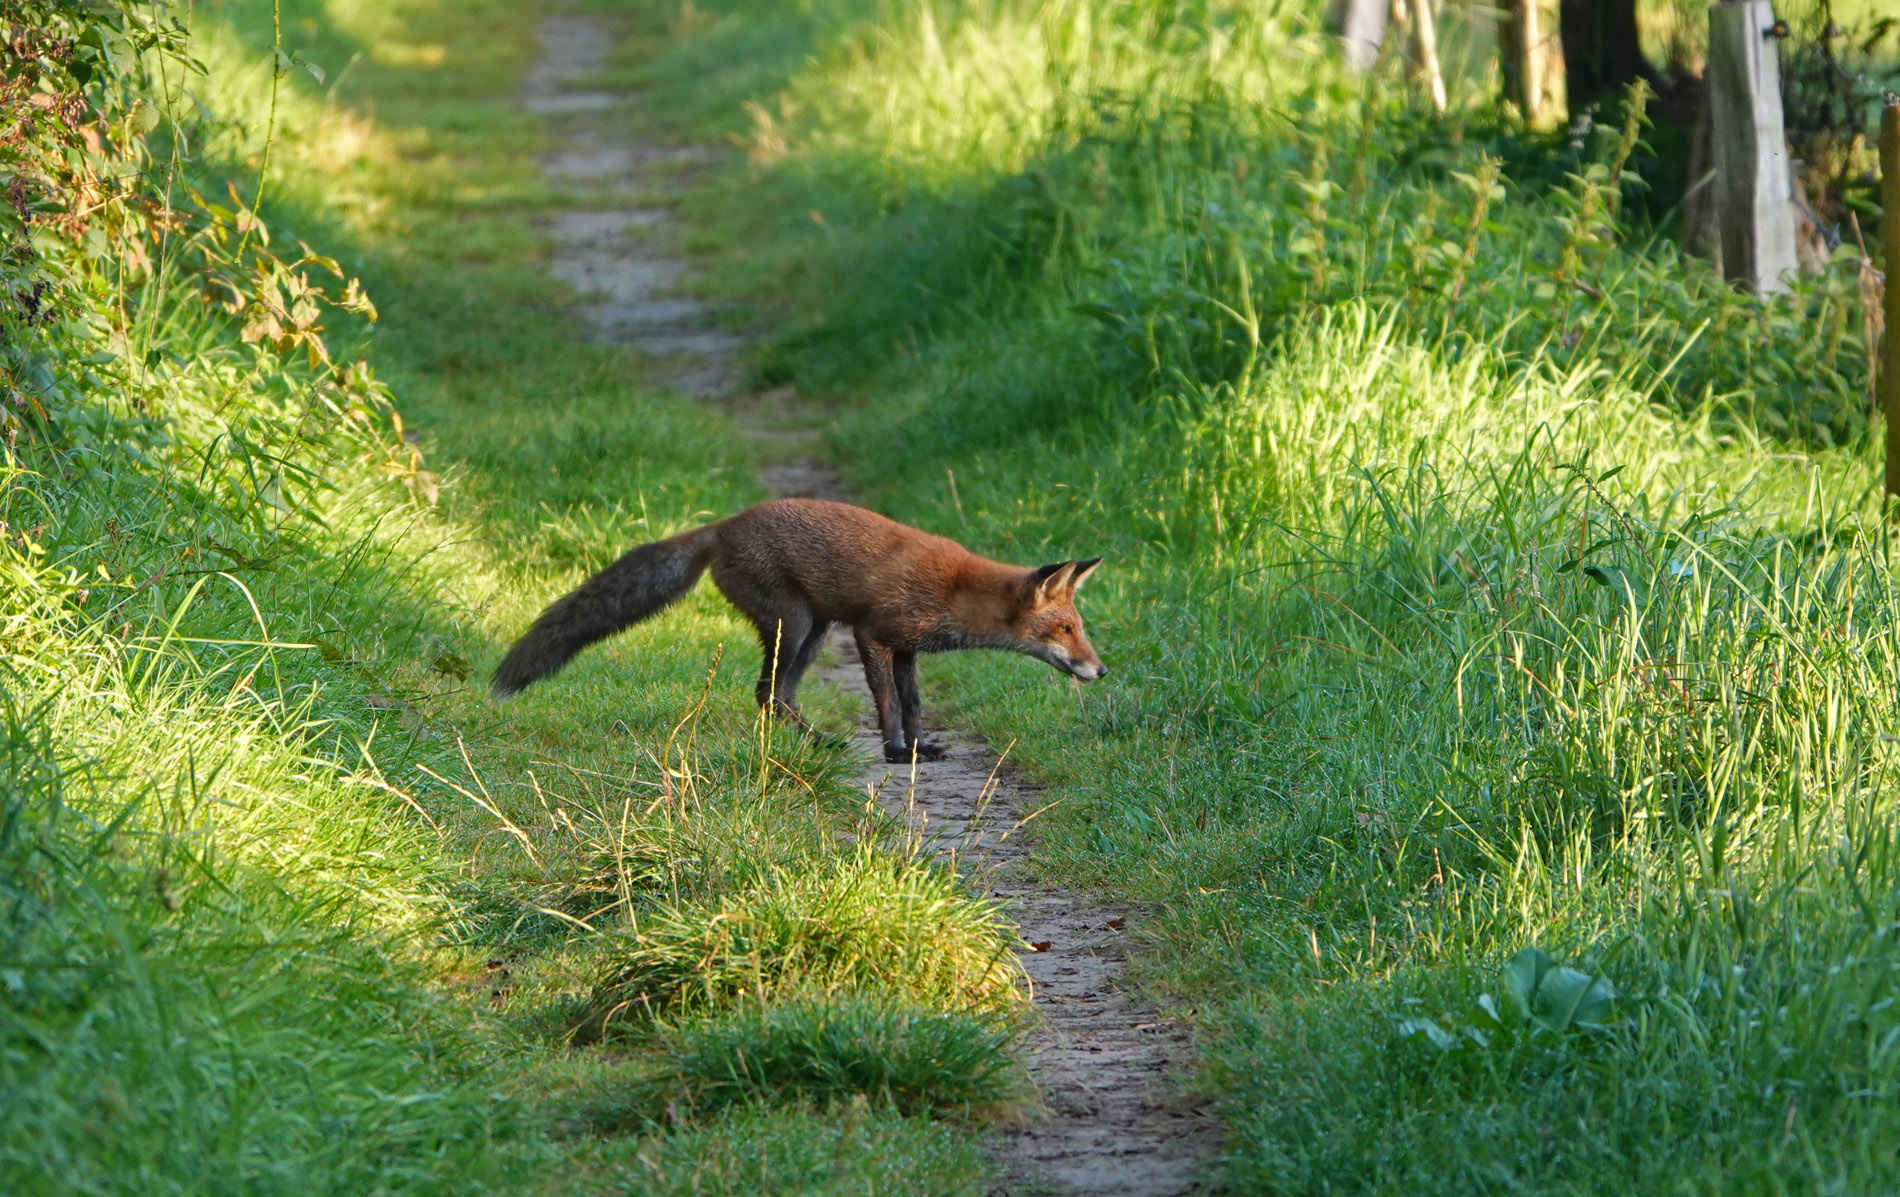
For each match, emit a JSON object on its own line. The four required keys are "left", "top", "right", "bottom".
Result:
{"left": 492, "top": 497, "right": 1106, "bottom": 763}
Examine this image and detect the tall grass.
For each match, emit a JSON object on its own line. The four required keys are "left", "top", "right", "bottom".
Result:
{"left": 632, "top": 0, "right": 1900, "bottom": 1189}
{"left": 5, "top": 0, "right": 1021, "bottom": 1191}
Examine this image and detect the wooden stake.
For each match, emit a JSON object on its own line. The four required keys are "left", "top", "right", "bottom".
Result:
{"left": 1706, "top": 1, "right": 1799, "bottom": 295}
{"left": 1413, "top": 0, "right": 1447, "bottom": 114}
{"left": 1501, "top": 0, "right": 1556, "bottom": 129}
{"left": 1395, "top": 0, "right": 1447, "bottom": 114}
{"left": 1881, "top": 100, "right": 1900, "bottom": 513}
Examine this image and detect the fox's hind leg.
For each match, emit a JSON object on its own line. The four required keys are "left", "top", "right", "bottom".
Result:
{"left": 711, "top": 557, "right": 817, "bottom": 726}
{"left": 893, "top": 652, "right": 947, "bottom": 761}
{"left": 750, "top": 607, "right": 817, "bottom": 724}
{"left": 789, "top": 619, "right": 831, "bottom": 688}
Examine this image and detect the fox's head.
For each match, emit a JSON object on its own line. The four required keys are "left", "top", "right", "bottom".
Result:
{"left": 1015, "top": 558, "right": 1107, "bottom": 681}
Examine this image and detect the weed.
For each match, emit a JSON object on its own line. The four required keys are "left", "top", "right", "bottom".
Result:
{"left": 4, "top": 0, "right": 1017, "bottom": 1191}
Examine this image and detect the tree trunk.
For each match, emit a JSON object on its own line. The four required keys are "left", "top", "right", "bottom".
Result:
{"left": 1558, "top": 0, "right": 1650, "bottom": 117}
{"left": 1501, "top": 0, "right": 1561, "bottom": 129}
{"left": 1331, "top": 0, "right": 1388, "bottom": 73}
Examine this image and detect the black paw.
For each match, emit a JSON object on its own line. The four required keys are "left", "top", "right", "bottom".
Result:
{"left": 884, "top": 741, "right": 948, "bottom": 763}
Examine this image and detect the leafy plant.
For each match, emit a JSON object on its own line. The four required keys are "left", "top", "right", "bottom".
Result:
{"left": 1400, "top": 947, "right": 1621, "bottom": 1053}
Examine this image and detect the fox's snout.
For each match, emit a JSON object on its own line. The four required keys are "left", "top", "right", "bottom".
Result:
{"left": 1032, "top": 642, "right": 1105, "bottom": 681}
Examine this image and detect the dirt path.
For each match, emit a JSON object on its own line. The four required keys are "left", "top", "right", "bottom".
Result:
{"left": 523, "top": 15, "right": 1219, "bottom": 1194}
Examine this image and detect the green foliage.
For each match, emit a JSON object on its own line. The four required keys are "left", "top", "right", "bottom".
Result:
{"left": 3, "top": 0, "right": 1020, "bottom": 1192}
{"left": 0, "top": 585, "right": 518, "bottom": 1195}
{"left": 634, "top": 0, "right": 1900, "bottom": 1190}
{"left": 650, "top": 996, "right": 1025, "bottom": 1118}
{"left": 619, "top": 1103, "right": 991, "bottom": 1196}
{"left": 580, "top": 848, "right": 1023, "bottom": 1036}
{"left": 1400, "top": 947, "right": 1620, "bottom": 1052}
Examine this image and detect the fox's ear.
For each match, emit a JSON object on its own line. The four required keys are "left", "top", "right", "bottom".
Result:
{"left": 1032, "top": 561, "right": 1076, "bottom": 604}
{"left": 1069, "top": 557, "right": 1104, "bottom": 591}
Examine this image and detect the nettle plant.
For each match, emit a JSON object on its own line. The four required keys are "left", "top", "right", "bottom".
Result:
{"left": 1400, "top": 947, "right": 1621, "bottom": 1054}
{"left": 0, "top": 0, "right": 418, "bottom": 495}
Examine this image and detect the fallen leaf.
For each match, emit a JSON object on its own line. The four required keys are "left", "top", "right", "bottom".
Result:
{"left": 1029, "top": 941, "right": 1053, "bottom": 952}
{"left": 1105, "top": 918, "right": 1126, "bottom": 931}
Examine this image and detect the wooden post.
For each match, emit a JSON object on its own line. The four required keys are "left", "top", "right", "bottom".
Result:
{"left": 1706, "top": 1, "right": 1799, "bottom": 295}
{"left": 1501, "top": 0, "right": 1557, "bottom": 129}
{"left": 1881, "top": 101, "right": 1899, "bottom": 512}
{"left": 1402, "top": 0, "right": 1447, "bottom": 114}
{"left": 1332, "top": 0, "right": 1388, "bottom": 73}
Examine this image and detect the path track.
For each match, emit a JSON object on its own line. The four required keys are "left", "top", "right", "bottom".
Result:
{"left": 523, "top": 15, "right": 1219, "bottom": 1193}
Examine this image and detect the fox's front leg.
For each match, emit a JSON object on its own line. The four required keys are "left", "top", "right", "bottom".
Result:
{"left": 855, "top": 631, "right": 913, "bottom": 764}
{"left": 893, "top": 651, "right": 946, "bottom": 761}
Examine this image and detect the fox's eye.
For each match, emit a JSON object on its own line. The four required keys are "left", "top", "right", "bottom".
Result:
{"left": 1056, "top": 622, "right": 1073, "bottom": 636}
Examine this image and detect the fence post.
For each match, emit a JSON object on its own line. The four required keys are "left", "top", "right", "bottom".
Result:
{"left": 1706, "top": 1, "right": 1798, "bottom": 295}
{"left": 1501, "top": 0, "right": 1557, "bottom": 129}
{"left": 1882, "top": 100, "right": 1899, "bottom": 513}
{"left": 1409, "top": 0, "right": 1447, "bottom": 114}
{"left": 1332, "top": 0, "right": 1388, "bottom": 73}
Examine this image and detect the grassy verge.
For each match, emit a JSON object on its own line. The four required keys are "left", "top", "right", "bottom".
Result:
{"left": 619, "top": 0, "right": 1900, "bottom": 1191}
{"left": 4, "top": 0, "right": 1019, "bottom": 1192}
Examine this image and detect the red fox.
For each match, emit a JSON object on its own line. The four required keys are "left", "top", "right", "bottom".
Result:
{"left": 493, "top": 497, "right": 1105, "bottom": 762}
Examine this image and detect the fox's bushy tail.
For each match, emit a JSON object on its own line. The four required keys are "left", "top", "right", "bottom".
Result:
{"left": 492, "top": 525, "right": 718, "bottom": 697}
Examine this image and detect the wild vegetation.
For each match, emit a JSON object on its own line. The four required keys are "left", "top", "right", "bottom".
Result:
{"left": 615, "top": 0, "right": 1900, "bottom": 1190}
{"left": 3, "top": 1, "right": 1018, "bottom": 1192}
{"left": 10, "top": 0, "right": 1900, "bottom": 1192}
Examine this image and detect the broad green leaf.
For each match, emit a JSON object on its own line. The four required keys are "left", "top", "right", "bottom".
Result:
{"left": 1473, "top": 991, "right": 1506, "bottom": 1031}
{"left": 1532, "top": 966, "right": 1616, "bottom": 1032}
{"left": 1398, "top": 1018, "right": 1455, "bottom": 1052}
{"left": 1500, "top": 946, "right": 1548, "bottom": 1024}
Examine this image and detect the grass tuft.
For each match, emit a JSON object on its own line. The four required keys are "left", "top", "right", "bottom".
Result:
{"left": 578, "top": 846, "right": 1024, "bottom": 1039}
{"left": 652, "top": 996, "right": 1027, "bottom": 1119}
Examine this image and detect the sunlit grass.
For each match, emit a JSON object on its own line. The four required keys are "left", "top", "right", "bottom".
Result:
{"left": 630, "top": 0, "right": 1900, "bottom": 1189}
{"left": 5, "top": 0, "right": 1022, "bottom": 1192}
{"left": 579, "top": 846, "right": 1023, "bottom": 1036}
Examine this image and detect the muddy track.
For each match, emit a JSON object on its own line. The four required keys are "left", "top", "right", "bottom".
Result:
{"left": 524, "top": 15, "right": 1219, "bottom": 1194}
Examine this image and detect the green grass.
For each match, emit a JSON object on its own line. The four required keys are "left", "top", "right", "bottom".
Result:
{"left": 3, "top": 0, "right": 1019, "bottom": 1192}
{"left": 580, "top": 846, "right": 1024, "bottom": 1035}
{"left": 651, "top": 995, "right": 1027, "bottom": 1119}
{"left": 17, "top": 0, "right": 1899, "bottom": 1190}
{"left": 611, "top": 1102, "right": 993, "bottom": 1195}
{"left": 607, "top": 0, "right": 1900, "bottom": 1191}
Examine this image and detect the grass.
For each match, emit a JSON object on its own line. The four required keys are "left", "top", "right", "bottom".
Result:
{"left": 602, "top": 0, "right": 1900, "bottom": 1191}
{"left": 617, "top": 1102, "right": 994, "bottom": 1195}
{"left": 653, "top": 995, "right": 1026, "bottom": 1119}
{"left": 579, "top": 846, "right": 1024, "bottom": 1036}
{"left": 3, "top": 0, "right": 1020, "bottom": 1191}
{"left": 17, "top": 0, "right": 1900, "bottom": 1190}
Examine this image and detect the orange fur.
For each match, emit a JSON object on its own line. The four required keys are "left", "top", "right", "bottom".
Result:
{"left": 494, "top": 498, "right": 1105, "bottom": 762}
